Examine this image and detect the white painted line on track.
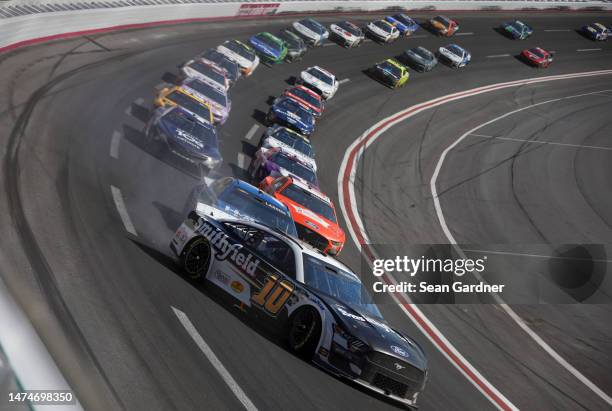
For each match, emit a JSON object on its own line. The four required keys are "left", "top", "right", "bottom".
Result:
{"left": 462, "top": 248, "right": 612, "bottom": 263}
{"left": 323, "top": 42, "right": 335, "bottom": 47}
{"left": 125, "top": 97, "right": 145, "bottom": 115}
{"left": 237, "top": 153, "right": 248, "bottom": 169}
{"left": 171, "top": 307, "right": 258, "bottom": 411}
{"left": 339, "top": 69, "right": 612, "bottom": 410}
{"left": 470, "top": 133, "right": 612, "bottom": 151}
{"left": 544, "top": 29, "right": 571, "bottom": 32}
{"left": 577, "top": 48, "right": 602, "bottom": 52}
{"left": 339, "top": 78, "right": 350, "bottom": 84}
{"left": 110, "top": 130, "right": 121, "bottom": 159}
{"left": 110, "top": 185, "right": 137, "bottom": 236}
{"left": 244, "top": 124, "right": 260, "bottom": 141}
{"left": 486, "top": 54, "right": 510, "bottom": 58}
{"left": 456, "top": 32, "right": 474, "bottom": 36}
{"left": 204, "top": 176, "right": 215, "bottom": 186}
{"left": 431, "top": 88, "right": 612, "bottom": 408}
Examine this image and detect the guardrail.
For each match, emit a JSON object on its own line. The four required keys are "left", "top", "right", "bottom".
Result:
{"left": 1, "top": 0, "right": 609, "bottom": 52}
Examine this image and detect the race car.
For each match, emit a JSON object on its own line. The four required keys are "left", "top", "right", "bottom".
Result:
{"left": 385, "top": 14, "right": 419, "bottom": 36}
{"left": 368, "top": 59, "right": 409, "bottom": 89}
{"left": 500, "top": 20, "right": 533, "bottom": 40}
{"left": 437, "top": 44, "right": 471, "bottom": 68}
{"left": 200, "top": 49, "right": 241, "bottom": 86}
{"left": 329, "top": 21, "right": 365, "bottom": 48}
{"left": 179, "top": 59, "right": 229, "bottom": 91}
{"left": 260, "top": 125, "right": 316, "bottom": 171}
{"left": 249, "top": 147, "right": 318, "bottom": 187}
{"left": 297, "top": 66, "right": 338, "bottom": 100}
{"left": 292, "top": 18, "right": 329, "bottom": 47}
{"left": 154, "top": 85, "right": 214, "bottom": 125}
{"left": 429, "top": 15, "right": 459, "bottom": 37}
{"left": 366, "top": 19, "right": 400, "bottom": 43}
{"left": 521, "top": 47, "right": 554, "bottom": 68}
{"left": 276, "top": 29, "right": 308, "bottom": 61}
{"left": 170, "top": 213, "right": 428, "bottom": 407}
{"left": 581, "top": 23, "right": 610, "bottom": 41}
{"left": 401, "top": 46, "right": 438, "bottom": 72}
{"left": 266, "top": 96, "right": 315, "bottom": 136}
{"left": 260, "top": 176, "right": 344, "bottom": 256}
{"left": 281, "top": 85, "right": 324, "bottom": 118}
{"left": 184, "top": 177, "right": 298, "bottom": 237}
{"left": 249, "top": 32, "right": 288, "bottom": 64}
{"left": 180, "top": 77, "right": 231, "bottom": 125}
{"left": 146, "top": 106, "right": 221, "bottom": 171}
{"left": 216, "top": 40, "right": 260, "bottom": 77}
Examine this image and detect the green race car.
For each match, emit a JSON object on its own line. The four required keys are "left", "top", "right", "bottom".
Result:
{"left": 368, "top": 58, "right": 409, "bottom": 88}
{"left": 248, "top": 32, "right": 288, "bottom": 64}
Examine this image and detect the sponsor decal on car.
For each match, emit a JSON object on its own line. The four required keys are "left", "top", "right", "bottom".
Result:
{"left": 391, "top": 345, "right": 410, "bottom": 358}
{"left": 196, "top": 220, "right": 261, "bottom": 277}
{"left": 231, "top": 280, "right": 245, "bottom": 293}
{"left": 336, "top": 305, "right": 366, "bottom": 322}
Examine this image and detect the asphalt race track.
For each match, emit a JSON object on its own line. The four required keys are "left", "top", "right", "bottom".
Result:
{"left": 1, "top": 11, "right": 612, "bottom": 411}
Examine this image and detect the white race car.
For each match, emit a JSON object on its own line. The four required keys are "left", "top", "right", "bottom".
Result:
{"left": 260, "top": 125, "right": 316, "bottom": 171}
{"left": 216, "top": 40, "right": 260, "bottom": 77}
{"left": 437, "top": 44, "right": 471, "bottom": 68}
{"left": 298, "top": 66, "right": 338, "bottom": 100}
{"left": 292, "top": 18, "right": 329, "bottom": 47}
{"left": 329, "top": 21, "right": 365, "bottom": 48}
{"left": 180, "top": 59, "right": 229, "bottom": 91}
{"left": 170, "top": 214, "right": 429, "bottom": 408}
{"left": 366, "top": 20, "right": 400, "bottom": 43}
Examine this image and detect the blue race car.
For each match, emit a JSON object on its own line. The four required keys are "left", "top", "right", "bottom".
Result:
{"left": 500, "top": 20, "right": 533, "bottom": 40}
{"left": 186, "top": 177, "right": 298, "bottom": 237}
{"left": 249, "top": 32, "right": 288, "bottom": 64}
{"left": 385, "top": 14, "right": 419, "bottom": 36}
{"left": 266, "top": 96, "right": 315, "bottom": 136}
{"left": 581, "top": 23, "right": 610, "bottom": 41}
{"left": 147, "top": 106, "right": 222, "bottom": 171}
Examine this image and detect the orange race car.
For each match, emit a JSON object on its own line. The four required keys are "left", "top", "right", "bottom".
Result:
{"left": 260, "top": 176, "right": 345, "bottom": 256}
{"left": 429, "top": 15, "right": 459, "bottom": 37}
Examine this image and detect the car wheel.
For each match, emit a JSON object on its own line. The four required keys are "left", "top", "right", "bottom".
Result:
{"left": 182, "top": 237, "right": 212, "bottom": 281}
{"left": 288, "top": 306, "right": 321, "bottom": 358}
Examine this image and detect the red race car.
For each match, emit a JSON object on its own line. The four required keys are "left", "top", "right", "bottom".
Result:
{"left": 259, "top": 176, "right": 345, "bottom": 256}
{"left": 521, "top": 47, "right": 554, "bottom": 68}
{"left": 281, "top": 85, "right": 324, "bottom": 118}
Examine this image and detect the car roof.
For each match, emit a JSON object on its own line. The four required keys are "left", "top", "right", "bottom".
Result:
{"left": 292, "top": 85, "right": 321, "bottom": 98}
{"left": 310, "top": 66, "right": 334, "bottom": 78}
{"left": 230, "top": 179, "right": 290, "bottom": 212}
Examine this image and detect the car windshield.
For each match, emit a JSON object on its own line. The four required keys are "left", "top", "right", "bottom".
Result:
{"left": 301, "top": 19, "right": 325, "bottom": 34}
{"left": 189, "top": 61, "right": 226, "bottom": 85}
{"left": 271, "top": 128, "right": 314, "bottom": 157}
{"left": 289, "top": 88, "right": 322, "bottom": 109}
{"left": 280, "top": 183, "right": 336, "bottom": 223}
{"left": 270, "top": 152, "right": 317, "bottom": 185}
{"left": 434, "top": 16, "right": 450, "bottom": 26}
{"left": 224, "top": 41, "right": 255, "bottom": 60}
{"left": 378, "top": 61, "right": 401, "bottom": 78}
{"left": 414, "top": 47, "right": 432, "bottom": 59}
{"left": 374, "top": 21, "right": 392, "bottom": 32}
{"left": 513, "top": 21, "right": 525, "bottom": 30}
{"left": 307, "top": 68, "right": 333, "bottom": 85}
{"left": 394, "top": 14, "right": 413, "bottom": 25}
{"left": 339, "top": 21, "right": 361, "bottom": 36}
{"left": 185, "top": 79, "right": 227, "bottom": 107}
{"left": 164, "top": 109, "right": 217, "bottom": 145}
{"left": 201, "top": 50, "right": 239, "bottom": 81}
{"left": 303, "top": 254, "right": 382, "bottom": 319}
{"left": 222, "top": 222, "right": 296, "bottom": 278}
{"left": 166, "top": 91, "right": 212, "bottom": 122}
{"left": 530, "top": 48, "right": 545, "bottom": 58}
{"left": 254, "top": 33, "right": 282, "bottom": 51}
{"left": 447, "top": 45, "right": 463, "bottom": 56}
{"left": 278, "top": 30, "right": 301, "bottom": 47}
{"left": 218, "top": 187, "right": 297, "bottom": 237}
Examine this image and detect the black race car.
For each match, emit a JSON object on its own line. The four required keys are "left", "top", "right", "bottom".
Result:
{"left": 401, "top": 46, "right": 438, "bottom": 72}
{"left": 277, "top": 29, "right": 308, "bottom": 62}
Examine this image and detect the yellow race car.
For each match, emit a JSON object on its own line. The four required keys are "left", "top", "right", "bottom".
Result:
{"left": 368, "top": 58, "right": 409, "bottom": 89}
{"left": 154, "top": 86, "right": 214, "bottom": 124}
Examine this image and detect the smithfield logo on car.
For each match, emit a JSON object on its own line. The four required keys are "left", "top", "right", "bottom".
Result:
{"left": 391, "top": 345, "right": 409, "bottom": 358}
{"left": 196, "top": 220, "right": 261, "bottom": 277}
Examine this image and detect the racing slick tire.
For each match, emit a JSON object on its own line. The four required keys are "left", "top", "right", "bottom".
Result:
{"left": 181, "top": 237, "right": 212, "bottom": 281}
{"left": 288, "top": 306, "right": 322, "bottom": 359}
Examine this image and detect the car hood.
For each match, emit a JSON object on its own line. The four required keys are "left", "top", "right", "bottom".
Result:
{"left": 285, "top": 201, "right": 342, "bottom": 240}
{"left": 159, "top": 119, "right": 219, "bottom": 158}
{"left": 317, "top": 293, "right": 428, "bottom": 370}
{"left": 273, "top": 105, "right": 314, "bottom": 128}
